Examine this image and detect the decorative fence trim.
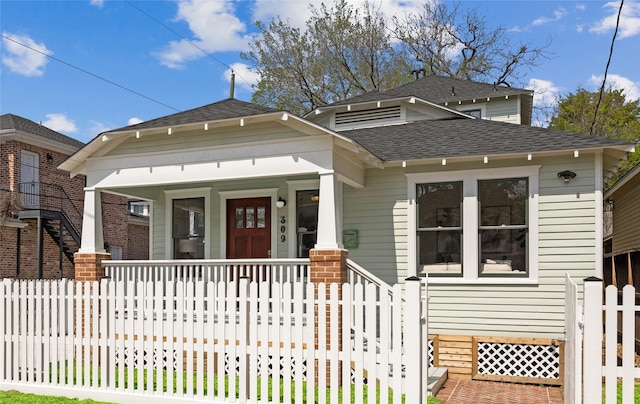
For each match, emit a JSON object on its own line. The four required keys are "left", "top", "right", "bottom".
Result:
{"left": 0, "top": 277, "right": 428, "bottom": 404}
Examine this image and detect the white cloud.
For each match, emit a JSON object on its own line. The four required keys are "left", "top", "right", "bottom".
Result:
{"left": 42, "top": 113, "right": 77, "bottom": 134}
{"left": 224, "top": 63, "right": 260, "bottom": 93}
{"left": 527, "top": 78, "right": 561, "bottom": 108}
{"left": 532, "top": 8, "right": 567, "bottom": 26}
{"left": 1, "top": 32, "right": 51, "bottom": 77}
{"left": 88, "top": 120, "right": 113, "bottom": 135}
{"left": 590, "top": 0, "right": 640, "bottom": 38}
{"left": 527, "top": 78, "right": 562, "bottom": 127}
{"left": 576, "top": 4, "right": 586, "bottom": 11}
{"left": 588, "top": 73, "right": 640, "bottom": 101}
{"left": 89, "top": 0, "right": 104, "bottom": 8}
{"left": 128, "top": 117, "right": 143, "bottom": 125}
{"left": 155, "top": 0, "right": 252, "bottom": 69}
{"left": 252, "top": 0, "right": 423, "bottom": 31}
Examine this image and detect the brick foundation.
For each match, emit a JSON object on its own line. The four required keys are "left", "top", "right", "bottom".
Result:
{"left": 309, "top": 248, "right": 348, "bottom": 385}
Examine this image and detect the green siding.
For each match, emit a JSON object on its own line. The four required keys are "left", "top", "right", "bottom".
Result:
{"left": 341, "top": 155, "right": 599, "bottom": 339}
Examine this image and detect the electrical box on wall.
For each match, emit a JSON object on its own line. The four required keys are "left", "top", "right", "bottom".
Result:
{"left": 343, "top": 230, "right": 358, "bottom": 249}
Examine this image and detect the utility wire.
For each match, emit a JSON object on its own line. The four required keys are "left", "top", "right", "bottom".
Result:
{"left": 590, "top": 0, "right": 624, "bottom": 136}
{"left": 124, "top": 0, "right": 254, "bottom": 89}
{"left": 1, "top": 34, "right": 181, "bottom": 113}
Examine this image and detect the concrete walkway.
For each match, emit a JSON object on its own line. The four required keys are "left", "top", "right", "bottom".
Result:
{"left": 434, "top": 379, "right": 564, "bottom": 404}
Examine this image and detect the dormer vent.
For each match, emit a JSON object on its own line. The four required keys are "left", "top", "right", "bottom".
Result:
{"left": 335, "top": 106, "right": 401, "bottom": 130}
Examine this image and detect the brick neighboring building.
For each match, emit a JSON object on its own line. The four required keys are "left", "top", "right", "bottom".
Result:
{"left": 0, "top": 113, "right": 148, "bottom": 279}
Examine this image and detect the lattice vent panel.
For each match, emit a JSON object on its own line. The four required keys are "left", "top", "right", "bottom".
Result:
{"left": 476, "top": 342, "right": 559, "bottom": 379}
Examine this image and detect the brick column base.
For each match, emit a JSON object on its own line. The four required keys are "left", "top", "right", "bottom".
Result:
{"left": 74, "top": 252, "right": 111, "bottom": 281}
{"left": 309, "top": 248, "right": 348, "bottom": 386}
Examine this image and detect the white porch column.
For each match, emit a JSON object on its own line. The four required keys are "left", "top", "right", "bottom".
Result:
{"left": 315, "top": 171, "right": 343, "bottom": 249}
{"left": 79, "top": 188, "right": 106, "bottom": 253}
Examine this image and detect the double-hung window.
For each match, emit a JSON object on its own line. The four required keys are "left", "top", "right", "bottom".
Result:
{"left": 408, "top": 166, "right": 539, "bottom": 283}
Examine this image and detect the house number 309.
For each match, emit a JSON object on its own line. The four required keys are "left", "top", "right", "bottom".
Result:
{"left": 280, "top": 216, "right": 286, "bottom": 242}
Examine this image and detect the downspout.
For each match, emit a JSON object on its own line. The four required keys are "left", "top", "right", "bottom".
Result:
{"left": 59, "top": 219, "right": 64, "bottom": 279}
{"left": 37, "top": 216, "right": 43, "bottom": 279}
{"left": 16, "top": 227, "right": 21, "bottom": 277}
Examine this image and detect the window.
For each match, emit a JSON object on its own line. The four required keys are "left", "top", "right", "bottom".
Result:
{"left": 417, "top": 182, "right": 463, "bottom": 274}
{"left": 464, "top": 109, "right": 482, "bottom": 118}
{"left": 478, "top": 178, "right": 528, "bottom": 275}
{"left": 296, "top": 190, "right": 319, "bottom": 258}
{"left": 173, "top": 197, "right": 205, "bottom": 259}
{"left": 408, "top": 167, "right": 539, "bottom": 283}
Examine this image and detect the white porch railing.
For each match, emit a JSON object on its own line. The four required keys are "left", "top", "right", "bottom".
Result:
{"left": 103, "top": 259, "right": 311, "bottom": 285}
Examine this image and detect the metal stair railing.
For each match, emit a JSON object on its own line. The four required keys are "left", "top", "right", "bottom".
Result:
{"left": 18, "top": 182, "right": 82, "bottom": 241}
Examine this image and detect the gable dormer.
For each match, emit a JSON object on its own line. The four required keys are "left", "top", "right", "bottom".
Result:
{"left": 310, "top": 97, "right": 469, "bottom": 132}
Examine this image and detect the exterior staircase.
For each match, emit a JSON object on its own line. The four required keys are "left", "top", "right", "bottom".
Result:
{"left": 15, "top": 182, "right": 82, "bottom": 275}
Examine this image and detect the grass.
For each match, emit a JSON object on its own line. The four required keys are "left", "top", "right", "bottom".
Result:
{"left": 6, "top": 361, "right": 444, "bottom": 403}
{"left": 603, "top": 382, "right": 640, "bottom": 403}
{"left": 1, "top": 379, "right": 444, "bottom": 404}
{"left": 0, "top": 390, "right": 114, "bottom": 404}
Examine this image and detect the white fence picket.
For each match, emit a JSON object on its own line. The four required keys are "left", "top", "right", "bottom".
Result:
{"left": 572, "top": 277, "right": 640, "bottom": 404}
{"left": 1, "top": 277, "right": 428, "bottom": 404}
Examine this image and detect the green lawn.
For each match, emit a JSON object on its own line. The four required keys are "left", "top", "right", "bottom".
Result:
{"left": 0, "top": 390, "right": 115, "bottom": 404}
{"left": 0, "top": 389, "right": 443, "bottom": 404}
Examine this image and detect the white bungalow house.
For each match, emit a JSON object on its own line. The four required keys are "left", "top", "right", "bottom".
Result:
{"left": 60, "top": 76, "right": 633, "bottom": 383}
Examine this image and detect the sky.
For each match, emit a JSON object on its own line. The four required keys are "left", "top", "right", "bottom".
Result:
{"left": 1, "top": 0, "right": 639, "bottom": 143}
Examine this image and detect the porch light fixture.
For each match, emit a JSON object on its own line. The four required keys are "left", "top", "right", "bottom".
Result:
{"left": 276, "top": 197, "right": 287, "bottom": 208}
{"left": 557, "top": 170, "right": 577, "bottom": 182}
{"left": 46, "top": 153, "right": 54, "bottom": 164}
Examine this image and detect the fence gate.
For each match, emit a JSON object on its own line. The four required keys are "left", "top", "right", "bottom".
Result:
{"left": 564, "top": 275, "right": 640, "bottom": 404}
{"left": 563, "top": 274, "right": 581, "bottom": 404}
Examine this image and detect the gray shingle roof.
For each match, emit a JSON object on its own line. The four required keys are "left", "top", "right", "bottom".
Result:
{"left": 108, "top": 98, "right": 281, "bottom": 133}
{"left": 0, "top": 113, "right": 84, "bottom": 148}
{"left": 341, "top": 117, "right": 631, "bottom": 162}
{"left": 325, "top": 75, "right": 532, "bottom": 107}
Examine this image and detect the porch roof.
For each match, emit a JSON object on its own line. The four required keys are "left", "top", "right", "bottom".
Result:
{"left": 59, "top": 98, "right": 382, "bottom": 177}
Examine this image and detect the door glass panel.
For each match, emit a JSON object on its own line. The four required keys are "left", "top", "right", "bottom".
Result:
{"left": 257, "top": 206, "right": 266, "bottom": 228}
{"left": 235, "top": 207, "right": 244, "bottom": 228}
{"left": 246, "top": 207, "right": 255, "bottom": 228}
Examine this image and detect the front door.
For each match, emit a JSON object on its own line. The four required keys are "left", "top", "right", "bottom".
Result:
{"left": 226, "top": 197, "right": 271, "bottom": 259}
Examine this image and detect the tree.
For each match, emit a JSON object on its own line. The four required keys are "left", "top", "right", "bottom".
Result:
{"left": 243, "top": 0, "right": 551, "bottom": 116}
{"left": 549, "top": 88, "right": 640, "bottom": 183}
{"left": 242, "top": 1, "right": 413, "bottom": 116}
{"left": 392, "top": 2, "right": 551, "bottom": 87}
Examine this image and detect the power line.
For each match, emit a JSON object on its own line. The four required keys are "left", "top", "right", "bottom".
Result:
{"left": 1, "top": 34, "right": 181, "bottom": 113}
{"left": 124, "top": 0, "right": 254, "bottom": 90}
{"left": 590, "top": 0, "right": 624, "bottom": 136}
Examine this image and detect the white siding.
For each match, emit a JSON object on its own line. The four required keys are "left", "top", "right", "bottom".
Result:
{"left": 105, "top": 122, "right": 305, "bottom": 157}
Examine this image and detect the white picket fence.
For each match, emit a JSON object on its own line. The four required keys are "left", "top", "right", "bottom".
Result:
{"left": 0, "top": 277, "right": 429, "bottom": 404}
{"left": 565, "top": 275, "right": 640, "bottom": 404}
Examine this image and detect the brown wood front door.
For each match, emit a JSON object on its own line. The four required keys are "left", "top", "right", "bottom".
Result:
{"left": 226, "top": 197, "right": 271, "bottom": 259}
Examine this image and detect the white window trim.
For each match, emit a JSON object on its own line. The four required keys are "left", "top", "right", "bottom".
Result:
{"left": 407, "top": 166, "right": 540, "bottom": 285}
{"left": 286, "top": 179, "right": 320, "bottom": 257}
{"left": 219, "top": 188, "right": 279, "bottom": 259}
{"left": 164, "top": 188, "right": 211, "bottom": 259}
